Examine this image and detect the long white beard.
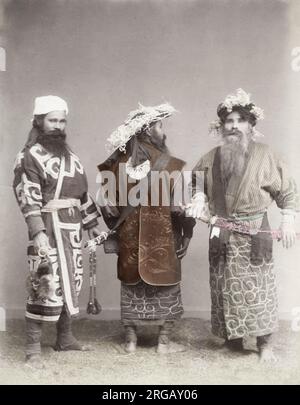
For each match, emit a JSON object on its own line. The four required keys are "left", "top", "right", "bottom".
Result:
{"left": 220, "top": 132, "right": 250, "bottom": 188}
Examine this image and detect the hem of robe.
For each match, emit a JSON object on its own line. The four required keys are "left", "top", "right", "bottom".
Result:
{"left": 122, "top": 319, "right": 180, "bottom": 326}
{"left": 25, "top": 312, "right": 60, "bottom": 323}
{"left": 119, "top": 276, "right": 182, "bottom": 287}
{"left": 120, "top": 280, "right": 184, "bottom": 322}
{"left": 211, "top": 324, "right": 279, "bottom": 340}
{"left": 25, "top": 304, "right": 63, "bottom": 323}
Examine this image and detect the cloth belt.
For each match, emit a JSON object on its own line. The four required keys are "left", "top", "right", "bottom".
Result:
{"left": 210, "top": 214, "right": 300, "bottom": 240}
{"left": 41, "top": 198, "right": 81, "bottom": 215}
{"left": 226, "top": 212, "right": 265, "bottom": 232}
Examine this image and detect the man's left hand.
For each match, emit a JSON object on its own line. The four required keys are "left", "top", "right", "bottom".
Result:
{"left": 176, "top": 237, "right": 191, "bottom": 260}
{"left": 88, "top": 226, "right": 102, "bottom": 240}
{"left": 279, "top": 213, "right": 296, "bottom": 249}
{"left": 279, "top": 222, "right": 296, "bottom": 249}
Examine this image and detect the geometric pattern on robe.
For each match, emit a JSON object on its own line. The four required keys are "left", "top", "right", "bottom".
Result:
{"left": 191, "top": 141, "right": 299, "bottom": 339}
{"left": 120, "top": 279, "right": 184, "bottom": 323}
{"left": 209, "top": 231, "right": 278, "bottom": 340}
{"left": 13, "top": 143, "right": 100, "bottom": 322}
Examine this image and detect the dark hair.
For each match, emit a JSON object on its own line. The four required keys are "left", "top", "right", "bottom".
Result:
{"left": 24, "top": 114, "right": 46, "bottom": 148}
{"left": 32, "top": 114, "right": 46, "bottom": 129}
{"left": 217, "top": 104, "right": 257, "bottom": 126}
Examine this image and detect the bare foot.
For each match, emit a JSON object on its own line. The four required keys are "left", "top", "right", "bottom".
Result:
{"left": 156, "top": 342, "right": 169, "bottom": 354}
{"left": 156, "top": 342, "right": 186, "bottom": 354}
{"left": 53, "top": 341, "right": 91, "bottom": 351}
{"left": 259, "top": 347, "right": 278, "bottom": 363}
{"left": 25, "top": 354, "right": 45, "bottom": 370}
{"left": 124, "top": 341, "right": 137, "bottom": 353}
{"left": 224, "top": 338, "right": 244, "bottom": 352}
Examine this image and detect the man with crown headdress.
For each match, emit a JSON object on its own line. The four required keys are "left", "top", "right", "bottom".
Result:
{"left": 13, "top": 96, "right": 101, "bottom": 368}
{"left": 186, "top": 89, "right": 299, "bottom": 362}
{"left": 97, "top": 103, "right": 195, "bottom": 353}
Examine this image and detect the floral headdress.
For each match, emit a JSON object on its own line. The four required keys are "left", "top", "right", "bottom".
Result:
{"left": 106, "top": 102, "right": 176, "bottom": 154}
{"left": 209, "top": 88, "right": 264, "bottom": 139}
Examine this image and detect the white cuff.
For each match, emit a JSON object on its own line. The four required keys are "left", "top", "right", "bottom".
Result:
{"left": 280, "top": 213, "right": 295, "bottom": 225}
{"left": 281, "top": 209, "right": 296, "bottom": 217}
{"left": 191, "top": 192, "right": 206, "bottom": 203}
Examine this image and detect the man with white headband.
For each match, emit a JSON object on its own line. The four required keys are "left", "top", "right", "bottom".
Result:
{"left": 186, "top": 89, "right": 299, "bottom": 362}
{"left": 13, "top": 95, "right": 101, "bottom": 368}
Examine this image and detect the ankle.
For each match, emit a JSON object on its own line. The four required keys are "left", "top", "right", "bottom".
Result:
{"left": 124, "top": 326, "right": 137, "bottom": 344}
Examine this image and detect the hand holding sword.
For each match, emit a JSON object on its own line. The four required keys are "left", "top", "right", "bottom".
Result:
{"left": 184, "top": 192, "right": 298, "bottom": 248}
{"left": 84, "top": 230, "right": 113, "bottom": 250}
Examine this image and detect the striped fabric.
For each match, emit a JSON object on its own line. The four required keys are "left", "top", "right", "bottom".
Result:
{"left": 191, "top": 141, "right": 299, "bottom": 217}
{"left": 190, "top": 141, "right": 299, "bottom": 340}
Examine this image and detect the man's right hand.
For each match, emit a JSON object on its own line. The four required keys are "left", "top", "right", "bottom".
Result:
{"left": 33, "top": 231, "right": 51, "bottom": 254}
{"left": 185, "top": 192, "right": 210, "bottom": 220}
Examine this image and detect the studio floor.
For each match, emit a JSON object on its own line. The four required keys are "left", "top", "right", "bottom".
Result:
{"left": 0, "top": 318, "right": 299, "bottom": 385}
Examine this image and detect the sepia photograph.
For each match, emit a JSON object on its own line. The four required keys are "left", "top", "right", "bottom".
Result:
{"left": 0, "top": 0, "right": 300, "bottom": 391}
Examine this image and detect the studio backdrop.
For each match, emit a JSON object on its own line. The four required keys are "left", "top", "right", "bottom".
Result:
{"left": 1, "top": 0, "right": 300, "bottom": 320}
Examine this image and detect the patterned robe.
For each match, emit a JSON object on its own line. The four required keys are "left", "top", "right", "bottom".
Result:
{"left": 98, "top": 140, "right": 195, "bottom": 322}
{"left": 13, "top": 142, "right": 100, "bottom": 322}
{"left": 192, "top": 141, "right": 299, "bottom": 340}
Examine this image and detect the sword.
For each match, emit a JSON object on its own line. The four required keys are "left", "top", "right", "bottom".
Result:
{"left": 85, "top": 230, "right": 117, "bottom": 314}
{"left": 199, "top": 214, "right": 300, "bottom": 240}
{"left": 86, "top": 245, "right": 102, "bottom": 315}
{"left": 84, "top": 231, "right": 112, "bottom": 250}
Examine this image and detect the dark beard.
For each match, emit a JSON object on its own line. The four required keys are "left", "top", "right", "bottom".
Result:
{"left": 36, "top": 131, "right": 69, "bottom": 157}
{"left": 220, "top": 132, "right": 250, "bottom": 189}
{"left": 150, "top": 133, "right": 169, "bottom": 154}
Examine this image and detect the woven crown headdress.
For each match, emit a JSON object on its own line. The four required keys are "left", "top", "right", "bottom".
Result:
{"left": 106, "top": 102, "right": 176, "bottom": 154}
{"left": 209, "top": 88, "right": 264, "bottom": 138}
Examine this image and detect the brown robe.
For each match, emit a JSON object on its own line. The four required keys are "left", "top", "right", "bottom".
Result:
{"left": 98, "top": 140, "right": 195, "bottom": 286}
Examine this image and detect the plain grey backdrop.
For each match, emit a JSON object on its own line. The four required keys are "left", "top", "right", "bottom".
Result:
{"left": 1, "top": 0, "right": 300, "bottom": 320}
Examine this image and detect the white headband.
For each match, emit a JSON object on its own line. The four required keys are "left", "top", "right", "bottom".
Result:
{"left": 33, "top": 95, "right": 69, "bottom": 116}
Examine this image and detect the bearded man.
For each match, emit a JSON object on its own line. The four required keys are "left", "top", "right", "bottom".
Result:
{"left": 13, "top": 96, "right": 101, "bottom": 367}
{"left": 97, "top": 103, "right": 195, "bottom": 354}
{"left": 186, "top": 89, "right": 299, "bottom": 362}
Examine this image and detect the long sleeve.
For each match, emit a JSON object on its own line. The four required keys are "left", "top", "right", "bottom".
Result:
{"left": 263, "top": 151, "right": 300, "bottom": 212}
{"left": 189, "top": 157, "right": 207, "bottom": 199}
{"left": 182, "top": 216, "right": 196, "bottom": 238}
{"left": 80, "top": 191, "right": 101, "bottom": 230}
{"left": 171, "top": 171, "right": 196, "bottom": 238}
{"left": 13, "top": 149, "right": 46, "bottom": 239}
